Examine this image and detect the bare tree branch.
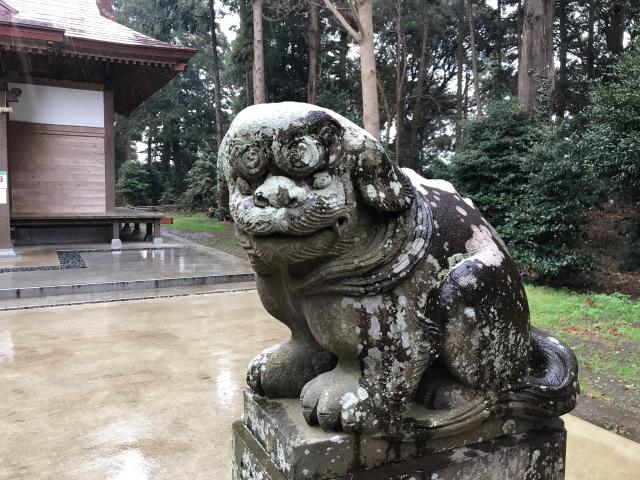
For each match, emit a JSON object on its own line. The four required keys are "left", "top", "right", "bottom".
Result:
{"left": 323, "top": 0, "right": 361, "bottom": 42}
{"left": 347, "top": 0, "right": 364, "bottom": 35}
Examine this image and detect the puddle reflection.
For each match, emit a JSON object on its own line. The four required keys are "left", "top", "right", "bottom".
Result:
{"left": 85, "top": 448, "right": 156, "bottom": 480}
{"left": 0, "top": 330, "right": 14, "bottom": 362}
{"left": 84, "top": 416, "right": 155, "bottom": 479}
{"left": 215, "top": 369, "right": 239, "bottom": 408}
{"left": 109, "top": 449, "right": 155, "bottom": 480}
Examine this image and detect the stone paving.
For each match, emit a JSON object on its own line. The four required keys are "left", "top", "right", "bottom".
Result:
{"left": 0, "top": 245, "right": 249, "bottom": 289}
{"left": 0, "top": 240, "right": 252, "bottom": 305}
{"left": 0, "top": 291, "right": 638, "bottom": 479}
{"left": 0, "top": 291, "right": 285, "bottom": 480}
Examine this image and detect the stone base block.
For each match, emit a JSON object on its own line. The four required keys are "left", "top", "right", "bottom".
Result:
{"left": 232, "top": 390, "right": 567, "bottom": 480}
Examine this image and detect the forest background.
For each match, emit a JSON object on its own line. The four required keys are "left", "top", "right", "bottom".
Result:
{"left": 111, "top": 0, "right": 640, "bottom": 290}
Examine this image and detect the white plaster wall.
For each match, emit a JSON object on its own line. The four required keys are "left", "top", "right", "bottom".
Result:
{"left": 8, "top": 83, "right": 105, "bottom": 128}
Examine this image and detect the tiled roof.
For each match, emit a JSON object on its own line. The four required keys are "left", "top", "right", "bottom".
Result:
{"left": 0, "top": 0, "right": 195, "bottom": 66}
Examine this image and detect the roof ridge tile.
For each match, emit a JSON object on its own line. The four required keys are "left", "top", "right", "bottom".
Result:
{"left": 0, "top": 0, "right": 18, "bottom": 15}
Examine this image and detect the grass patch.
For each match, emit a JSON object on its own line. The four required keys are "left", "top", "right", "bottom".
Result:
{"left": 527, "top": 285, "right": 640, "bottom": 387}
{"left": 169, "top": 213, "right": 227, "bottom": 234}
{"left": 527, "top": 285, "right": 640, "bottom": 340}
{"left": 164, "top": 212, "right": 245, "bottom": 258}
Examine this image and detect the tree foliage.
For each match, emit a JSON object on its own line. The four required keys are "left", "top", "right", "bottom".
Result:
{"left": 110, "top": 0, "right": 640, "bottom": 285}
{"left": 576, "top": 42, "right": 640, "bottom": 204}
{"left": 183, "top": 149, "right": 219, "bottom": 210}
{"left": 116, "top": 161, "right": 151, "bottom": 206}
{"left": 452, "top": 101, "right": 592, "bottom": 283}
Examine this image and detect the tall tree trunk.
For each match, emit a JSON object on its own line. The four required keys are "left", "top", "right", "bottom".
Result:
{"left": 518, "top": 0, "right": 555, "bottom": 113}
{"left": 586, "top": 0, "right": 596, "bottom": 78}
{"left": 338, "top": 30, "right": 349, "bottom": 84}
{"left": 245, "top": 70, "right": 251, "bottom": 107}
{"left": 408, "top": 1, "right": 430, "bottom": 168}
{"left": 147, "top": 135, "right": 153, "bottom": 166}
{"left": 209, "top": 0, "right": 225, "bottom": 146}
{"left": 606, "top": 0, "right": 628, "bottom": 56}
{"left": 357, "top": 0, "right": 380, "bottom": 137}
{"left": 252, "top": 0, "right": 265, "bottom": 104}
{"left": 124, "top": 134, "right": 131, "bottom": 163}
{"left": 556, "top": 0, "right": 568, "bottom": 118}
{"left": 161, "top": 142, "right": 171, "bottom": 173}
{"left": 323, "top": 0, "right": 380, "bottom": 138}
{"left": 464, "top": 73, "right": 470, "bottom": 119}
{"left": 465, "top": 0, "right": 482, "bottom": 115}
{"left": 517, "top": 0, "right": 523, "bottom": 62}
{"left": 378, "top": 79, "right": 393, "bottom": 148}
{"left": 455, "top": 0, "right": 465, "bottom": 148}
{"left": 496, "top": 0, "right": 503, "bottom": 71}
{"left": 395, "top": 0, "right": 407, "bottom": 163}
{"left": 307, "top": 0, "right": 321, "bottom": 104}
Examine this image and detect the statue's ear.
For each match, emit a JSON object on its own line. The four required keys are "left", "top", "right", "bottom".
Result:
{"left": 354, "top": 142, "right": 414, "bottom": 212}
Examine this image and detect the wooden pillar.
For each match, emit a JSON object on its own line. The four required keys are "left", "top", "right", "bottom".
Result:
{"left": 133, "top": 222, "right": 141, "bottom": 241}
{"left": 0, "top": 84, "right": 15, "bottom": 257}
{"left": 153, "top": 219, "right": 162, "bottom": 245}
{"left": 104, "top": 87, "right": 116, "bottom": 212}
{"left": 111, "top": 220, "right": 122, "bottom": 250}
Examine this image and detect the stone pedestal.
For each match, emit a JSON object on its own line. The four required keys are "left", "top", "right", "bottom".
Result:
{"left": 232, "top": 390, "right": 567, "bottom": 480}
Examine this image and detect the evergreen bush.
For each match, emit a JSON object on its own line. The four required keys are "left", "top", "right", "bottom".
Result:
{"left": 183, "top": 150, "right": 218, "bottom": 211}
{"left": 450, "top": 100, "right": 593, "bottom": 284}
{"left": 115, "top": 160, "right": 152, "bottom": 207}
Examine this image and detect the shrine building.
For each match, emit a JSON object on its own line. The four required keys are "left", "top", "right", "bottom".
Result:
{"left": 0, "top": 0, "right": 195, "bottom": 255}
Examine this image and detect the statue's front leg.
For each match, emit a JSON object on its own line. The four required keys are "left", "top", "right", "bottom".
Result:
{"left": 247, "top": 338, "right": 337, "bottom": 398}
{"left": 247, "top": 275, "right": 337, "bottom": 398}
{"left": 300, "top": 301, "right": 442, "bottom": 434}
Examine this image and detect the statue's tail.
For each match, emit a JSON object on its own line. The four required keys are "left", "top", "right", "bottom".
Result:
{"left": 507, "top": 327, "right": 579, "bottom": 419}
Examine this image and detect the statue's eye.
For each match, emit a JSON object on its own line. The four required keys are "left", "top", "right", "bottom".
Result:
{"left": 230, "top": 143, "right": 269, "bottom": 180}
{"left": 318, "top": 124, "right": 339, "bottom": 147}
{"left": 236, "top": 177, "right": 253, "bottom": 196}
{"left": 276, "top": 135, "right": 327, "bottom": 178}
{"left": 317, "top": 123, "right": 342, "bottom": 165}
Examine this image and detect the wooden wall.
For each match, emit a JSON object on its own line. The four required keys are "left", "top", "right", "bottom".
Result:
{"left": 8, "top": 122, "right": 107, "bottom": 214}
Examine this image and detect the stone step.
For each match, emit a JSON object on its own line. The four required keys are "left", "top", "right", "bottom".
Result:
{"left": 0, "top": 272, "right": 256, "bottom": 301}
{"left": 0, "top": 281, "right": 257, "bottom": 311}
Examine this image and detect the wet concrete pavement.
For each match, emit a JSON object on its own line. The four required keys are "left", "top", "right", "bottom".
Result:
{"left": 0, "top": 291, "right": 288, "bottom": 479}
{"left": 0, "top": 245, "right": 250, "bottom": 290}
{"left": 1, "top": 291, "right": 638, "bottom": 479}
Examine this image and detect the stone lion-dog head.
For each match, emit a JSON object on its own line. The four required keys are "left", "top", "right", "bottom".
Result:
{"left": 217, "top": 102, "right": 415, "bottom": 272}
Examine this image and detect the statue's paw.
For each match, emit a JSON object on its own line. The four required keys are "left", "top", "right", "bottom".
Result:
{"left": 247, "top": 347, "right": 273, "bottom": 395}
{"left": 247, "top": 341, "right": 336, "bottom": 398}
{"left": 300, "top": 370, "right": 377, "bottom": 433}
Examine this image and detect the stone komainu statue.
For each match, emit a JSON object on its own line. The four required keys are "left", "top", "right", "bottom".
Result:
{"left": 218, "top": 103, "right": 578, "bottom": 437}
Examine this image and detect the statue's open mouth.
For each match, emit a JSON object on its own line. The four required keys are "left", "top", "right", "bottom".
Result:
{"left": 249, "top": 214, "right": 350, "bottom": 240}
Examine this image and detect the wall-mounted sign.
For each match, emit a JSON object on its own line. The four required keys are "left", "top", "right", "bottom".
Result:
{"left": 0, "top": 171, "right": 6, "bottom": 204}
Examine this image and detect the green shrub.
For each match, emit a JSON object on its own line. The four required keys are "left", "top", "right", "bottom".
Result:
{"left": 503, "top": 129, "right": 594, "bottom": 284}
{"left": 182, "top": 150, "right": 218, "bottom": 210}
{"left": 450, "top": 100, "right": 593, "bottom": 284}
{"left": 451, "top": 101, "right": 540, "bottom": 227}
{"left": 116, "top": 160, "right": 151, "bottom": 206}
{"left": 575, "top": 43, "right": 640, "bottom": 204}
